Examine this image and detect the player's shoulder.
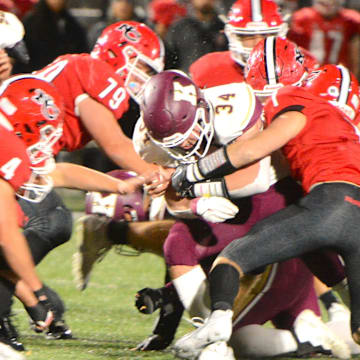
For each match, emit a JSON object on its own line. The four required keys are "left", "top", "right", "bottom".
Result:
{"left": 292, "top": 6, "right": 318, "bottom": 21}
{"left": 57, "top": 53, "right": 117, "bottom": 76}
{"left": 190, "top": 51, "right": 239, "bottom": 87}
{"left": 204, "top": 81, "right": 253, "bottom": 100}
{"left": 339, "top": 8, "right": 360, "bottom": 23}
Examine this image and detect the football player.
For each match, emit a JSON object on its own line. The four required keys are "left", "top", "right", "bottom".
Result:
{"left": 72, "top": 169, "right": 175, "bottom": 291}
{"left": 0, "top": 74, "right": 147, "bottom": 352}
{"left": 189, "top": 0, "right": 288, "bottom": 88}
{"left": 7, "top": 21, "right": 167, "bottom": 340}
{"left": 133, "top": 50, "right": 350, "bottom": 356}
{"left": 189, "top": 0, "right": 319, "bottom": 89}
{"left": 171, "top": 53, "right": 360, "bottom": 360}
{"left": 287, "top": 0, "right": 360, "bottom": 78}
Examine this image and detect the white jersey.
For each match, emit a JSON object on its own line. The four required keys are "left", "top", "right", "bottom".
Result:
{"left": 133, "top": 82, "right": 289, "bottom": 189}
{"left": 205, "top": 83, "right": 261, "bottom": 146}
{"left": 133, "top": 83, "right": 258, "bottom": 165}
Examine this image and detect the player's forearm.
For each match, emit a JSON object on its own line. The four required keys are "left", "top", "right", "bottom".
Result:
{"left": 103, "top": 136, "right": 158, "bottom": 175}
{"left": 52, "top": 163, "right": 129, "bottom": 193}
{"left": 0, "top": 186, "right": 42, "bottom": 291}
{"left": 0, "top": 231, "right": 42, "bottom": 291}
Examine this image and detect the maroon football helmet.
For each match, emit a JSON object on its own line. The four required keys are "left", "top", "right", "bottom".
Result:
{"left": 302, "top": 64, "right": 360, "bottom": 123}
{"left": 85, "top": 170, "right": 147, "bottom": 222}
{"left": 141, "top": 70, "right": 214, "bottom": 163}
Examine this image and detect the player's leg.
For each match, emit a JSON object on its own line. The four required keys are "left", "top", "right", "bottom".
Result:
{"left": 18, "top": 189, "right": 73, "bottom": 265}
{"left": 0, "top": 277, "right": 24, "bottom": 352}
{"left": 173, "top": 183, "right": 360, "bottom": 357}
{"left": 72, "top": 215, "right": 174, "bottom": 290}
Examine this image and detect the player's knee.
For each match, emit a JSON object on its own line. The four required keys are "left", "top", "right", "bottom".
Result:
{"left": 47, "top": 205, "right": 73, "bottom": 248}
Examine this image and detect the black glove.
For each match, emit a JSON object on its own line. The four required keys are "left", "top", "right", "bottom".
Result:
{"left": 136, "top": 334, "right": 173, "bottom": 351}
{"left": 135, "top": 287, "right": 163, "bottom": 314}
{"left": 25, "top": 302, "right": 53, "bottom": 333}
{"left": 171, "top": 164, "right": 195, "bottom": 197}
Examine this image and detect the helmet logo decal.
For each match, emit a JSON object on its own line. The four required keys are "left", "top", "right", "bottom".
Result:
{"left": 31, "top": 89, "right": 60, "bottom": 121}
{"left": 117, "top": 23, "right": 141, "bottom": 43}
{"left": 295, "top": 48, "right": 305, "bottom": 65}
{"left": 173, "top": 81, "right": 197, "bottom": 105}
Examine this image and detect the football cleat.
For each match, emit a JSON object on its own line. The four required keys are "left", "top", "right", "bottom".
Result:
{"left": 293, "top": 309, "right": 350, "bottom": 359}
{"left": 0, "top": 316, "right": 24, "bottom": 352}
{"left": 46, "top": 320, "right": 73, "bottom": 340}
{"left": 172, "top": 309, "right": 233, "bottom": 360}
{"left": 72, "top": 214, "right": 113, "bottom": 291}
{"left": 328, "top": 303, "right": 351, "bottom": 323}
{"left": 198, "top": 341, "right": 235, "bottom": 360}
{"left": 0, "top": 341, "right": 25, "bottom": 360}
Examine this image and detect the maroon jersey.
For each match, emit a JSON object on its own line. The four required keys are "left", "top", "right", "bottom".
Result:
{"left": 288, "top": 7, "right": 360, "bottom": 68}
{"left": 189, "top": 51, "right": 245, "bottom": 89}
{"left": 35, "top": 54, "right": 130, "bottom": 154}
{"left": 264, "top": 86, "right": 360, "bottom": 192}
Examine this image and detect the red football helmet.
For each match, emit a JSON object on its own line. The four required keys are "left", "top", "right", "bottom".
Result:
{"left": 302, "top": 64, "right": 360, "bottom": 123}
{"left": 224, "top": 0, "right": 288, "bottom": 66}
{"left": 141, "top": 70, "right": 214, "bottom": 163}
{"left": 0, "top": 74, "right": 64, "bottom": 201}
{"left": 91, "top": 21, "right": 165, "bottom": 103}
{"left": 85, "top": 170, "right": 148, "bottom": 222}
{"left": 245, "top": 36, "right": 308, "bottom": 98}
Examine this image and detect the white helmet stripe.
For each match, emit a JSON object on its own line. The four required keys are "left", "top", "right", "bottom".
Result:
{"left": 337, "top": 65, "right": 350, "bottom": 106}
{"left": 251, "top": 0, "right": 263, "bottom": 22}
{"left": 264, "top": 36, "right": 278, "bottom": 85}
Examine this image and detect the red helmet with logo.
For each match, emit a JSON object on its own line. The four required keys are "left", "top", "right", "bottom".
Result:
{"left": 224, "top": 0, "right": 288, "bottom": 66}
{"left": 91, "top": 21, "right": 165, "bottom": 103}
{"left": 245, "top": 36, "right": 308, "bottom": 98}
{"left": 0, "top": 74, "right": 64, "bottom": 201}
{"left": 141, "top": 70, "right": 214, "bottom": 163}
{"left": 302, "top": 64, "right": 360, "bottom": 123}
{"left": 85, "top": 170, "right": 148, "bottom": 222}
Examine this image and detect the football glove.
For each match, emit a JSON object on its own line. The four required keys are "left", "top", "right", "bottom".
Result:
{"left": 192, "top": 197, "right": 239, "bottom": 223}
{"left": 135, "top": 287, "right": 164, "bottom": 314}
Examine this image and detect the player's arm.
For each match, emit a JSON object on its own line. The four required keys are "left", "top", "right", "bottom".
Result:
{"left": 172, "top": 111, "right": 306, "bottom": 193}
{"left": 0, "top": 178, "right": 43, "bottom": 291}
{"left": 78, "top": 97, "right": 157, "bottom": 175}
{"left": 50, "top": 162, "right": 146, "bottom": 194}
{"left": 165, "top": 184, "right": 238, "bottom": 223}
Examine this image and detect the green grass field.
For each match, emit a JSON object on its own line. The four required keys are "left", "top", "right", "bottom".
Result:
{"left": 10, "top": 191, "right": 358, "bottom": 359}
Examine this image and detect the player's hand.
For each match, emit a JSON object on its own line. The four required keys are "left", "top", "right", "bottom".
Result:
{"left": 144, "top": 167, "right": 174, "bottom": 198}
{"left": 192, "top": 197, "right": 239, "bottom": 223}
{"left": 117, "top": 176, "right": 146, "bottom": 195}
{"left": 136, "top": 334, "right": 173, "bottom": 351}
{"left": 26, "top": 302, "right": 53, "bottom": 332}
{"left": 171, "top": 164, "right": 199, "bottom": 197}
{"left": 135, "top": 287, "right": 163, "bottom": 314}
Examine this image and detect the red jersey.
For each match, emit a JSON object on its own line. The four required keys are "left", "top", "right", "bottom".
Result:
{"left": 288, "top": 7, "right": 360, "bottom": 68}
{"left": 264, "top": 86, "right": 360, "bottom": 193}
{"left": 35, "top": 54, "right": 130, "bottom": 154}
{"left": 189, "top": 51, "right": 245, "bottom": 89}
{"left": 0, "top": 126, "right": 31, "bottom": 191}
